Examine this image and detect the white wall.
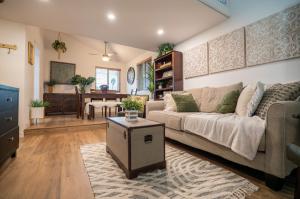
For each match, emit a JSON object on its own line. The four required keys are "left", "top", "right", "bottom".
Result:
{"left": 0, "top": 19, "right": 45, "bottom": 137}
{"left": 125, "top": 51, "right": 157, "bottom": 94}
{"left": 42, "top": 31, "right": 126, "bottom": 93}
{"left": 0, "top": 19, "right": 27, "bottom": 136}
{"left": 25, "top": 26, "right": 45, "bottom": 129}
{"left": 175, "top": 0, "right": 300, "bottom": 88}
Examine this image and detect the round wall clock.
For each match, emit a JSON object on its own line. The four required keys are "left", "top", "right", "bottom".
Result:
{"left": 127, "top": 67, "right": 135, "bottom": 85}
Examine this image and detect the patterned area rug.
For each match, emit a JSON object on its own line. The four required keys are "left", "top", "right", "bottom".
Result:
{"left": 80, "top": 143, "right": 259, "bottom": 199}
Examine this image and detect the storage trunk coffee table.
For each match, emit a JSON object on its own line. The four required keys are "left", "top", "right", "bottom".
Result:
{"left": 106, "top": 117, "right": 166, "bottom": 179}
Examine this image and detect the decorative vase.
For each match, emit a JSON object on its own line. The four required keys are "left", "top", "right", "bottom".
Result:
{"left": 149, "top": 93, "right": 154, "bottom": 100}
{"left": 79, "top": 86, "right": 86, "bottom": 94}
{"left": 48, "top": 86, "right": 53, "bottom": 93}
{"left": 57, "top": 49, "right": 62, "bottom": 59}
{"left": 31, "top": 107, "right": 45, "bottom": 119}
{"left": 31, "top": 107, "right": 45, "bottom": 124}
{"left": 125, "top": 110, "right": 138, "bottom": 122}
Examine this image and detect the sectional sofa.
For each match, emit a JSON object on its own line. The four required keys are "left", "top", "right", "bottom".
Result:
{"left": 146, "top": 82, "right": 300, "bottom": 190}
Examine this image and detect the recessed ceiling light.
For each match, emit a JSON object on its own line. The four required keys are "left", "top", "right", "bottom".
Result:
{"left": 107, "top": 13, "right": 116, "bottom": 21}
{"left": 157, "top": 29, "right": 164, "bottom": 36}
{"left": 39, "top": 0, "right": 50, "bottom": 2}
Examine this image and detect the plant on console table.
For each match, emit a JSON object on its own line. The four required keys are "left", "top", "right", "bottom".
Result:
{"left": 71, "top": 75, "right": 95, "bottom": 94}
{"left": 121, "top": 98, "right": 143, "bottom": 122}
{"left": 31, "top": 100, "right": 49, "bottom": 124}
{"left": 45, "top": 80, "right": 56, "bottom": 93}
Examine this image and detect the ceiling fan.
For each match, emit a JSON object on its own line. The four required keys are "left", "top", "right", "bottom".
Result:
{"left": 89, "top": 41, "right": 114, "bottom": 62}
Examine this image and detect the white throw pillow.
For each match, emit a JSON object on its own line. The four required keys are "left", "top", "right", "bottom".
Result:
{"left": 235, "top": 84, "right": 256, "bottom": 116}
{"left": 246, "top": 81, "right": 265, "bottom": 116}
{"left": 163, "top": 93, "right": 177, "bottom": 111}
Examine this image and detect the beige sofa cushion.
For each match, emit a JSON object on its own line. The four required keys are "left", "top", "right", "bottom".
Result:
{"left": 186, "top": 88, "right": 203, "bottom": 110}
{"left": 200, "top": 82, "right": 243, "bottom": 112}
{"left": 147, "top": 111, "right": 193, "bottom": 131}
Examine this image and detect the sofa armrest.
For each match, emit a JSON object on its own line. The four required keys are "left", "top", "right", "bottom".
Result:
{"left": 265, "top": 101, "right": 300, "bottom": 178}
{"left": 145, "top": 101, "right": 165, "bottom": 118}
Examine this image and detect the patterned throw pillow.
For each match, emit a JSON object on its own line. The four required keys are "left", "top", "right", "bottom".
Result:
{"left": 284, "top": 81, "right": 300, "bottom": 100}
{"left": 254, "top": 83, "right": 297, "bottom": 120}
{"left": 171, "top": 94, "right": 199, "bottom": 112}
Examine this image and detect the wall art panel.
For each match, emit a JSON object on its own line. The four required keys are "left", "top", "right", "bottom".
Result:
{"left": 183, "top": 43, "right": 208, "bottom": 79}
{"left": 246, "top": 4, "right": 300, "bottom": 66}
{"left": 208, "top": 28, "right": 245, "bottom": 74}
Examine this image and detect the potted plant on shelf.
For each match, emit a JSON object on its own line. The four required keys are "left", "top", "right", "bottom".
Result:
{"left": 30, "top": 100, "right": 49, "bottom": 124}
{"left": 71, "top": 74, "right": 95, "bottom": 94}
{"left": 146, "top": 62, "right": 155, "bottom": 99}
{"left": 52, "top": 32, "right": 67, "bottom": 59}
{"left": 45, "top": 80, "right": 56, "bottom": 93}
{"left": 158, "top": 43, "right": 175, "bottom": 56}
{"left": 121, "top": 98, "right": 143, "bottom": 122}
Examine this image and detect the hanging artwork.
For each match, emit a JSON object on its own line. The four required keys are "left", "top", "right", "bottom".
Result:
{"left": 246, "top": 3, "right": 300, "bottom": 66}
{"left": 208, "top": 28, "right": 245, "bottom": 74}
{"left": 28, "top": 41, "right": 34, "bottom": 65}
{"left": 183, "top": 43, "right": 208, "bottom": 79}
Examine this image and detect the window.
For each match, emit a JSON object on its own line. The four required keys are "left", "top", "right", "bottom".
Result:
{"left": 95, "top": 67, "right": 120, "bottom": 91}
{"left": 137, "top": 58, "right": 151, "bottom": 91}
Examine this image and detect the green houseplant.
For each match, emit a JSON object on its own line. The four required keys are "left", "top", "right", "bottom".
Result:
{"left": 158, "top": 43, "right": 175, "bottom": 56}
{"left": 52, "top": 33, "right": 67, "bottom": 59}
{"left": 146, "top": 62, "right": 155, "bottom": 99}
{"left": 71, "top": 75, "right": 95, "bottom": 93}
{"left": 31, "top": 100, "right": 50, "bottom": 124}
{"left": 121, "top": 98, "right": 143, "bottom": 122}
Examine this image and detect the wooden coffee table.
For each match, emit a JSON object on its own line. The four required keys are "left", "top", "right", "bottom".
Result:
{"left": 106, "top": 117, "right": 166, "bottom": 179}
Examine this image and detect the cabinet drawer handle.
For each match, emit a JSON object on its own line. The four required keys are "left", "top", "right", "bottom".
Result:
{"left": 8, "top": 137, "right": 14, "bottom": 142}
{"left": 6, "top": 97, "right": 13, "bottom": 102}
{"left": 123, "top": 131, "right": 127, "bottom": 139}
{"left": 4, "top": 116, "right": 13, "bottom": 121}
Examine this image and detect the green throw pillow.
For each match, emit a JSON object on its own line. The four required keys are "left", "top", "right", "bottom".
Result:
{"left": 171, "top": 94, "right": 199, "bottom": 112}
{"left": 217, "top": 90, "right": 240, "bottom": 114}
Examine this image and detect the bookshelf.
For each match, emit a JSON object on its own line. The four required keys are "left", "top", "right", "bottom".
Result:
{"left": 154, "top": 51, "right": 183, "bottom": 100}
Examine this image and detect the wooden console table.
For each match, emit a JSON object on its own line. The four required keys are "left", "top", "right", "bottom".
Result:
{"left": 44, "top": 93, "right": 77, "bottom": 116}
{"left": 79, "top": 93, "right": 128, "bottom": 119}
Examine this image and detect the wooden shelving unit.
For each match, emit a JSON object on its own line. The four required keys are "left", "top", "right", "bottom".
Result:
{"left": 154, "top": 51, "right": 183, "bottom": 100}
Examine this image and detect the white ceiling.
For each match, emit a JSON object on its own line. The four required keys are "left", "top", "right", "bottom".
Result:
{"left": 42, "top": 29, "right": 148, "bottom": 63}
{"left": 0, "top": 0, "right": 227, "bottom": 51}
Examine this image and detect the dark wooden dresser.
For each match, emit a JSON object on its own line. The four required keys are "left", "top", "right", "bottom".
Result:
{"left": 44, "top": 93, "right": 77, "bottom": 116}
{"left": 0, "top": 84, "right": 19, "bottom": 165}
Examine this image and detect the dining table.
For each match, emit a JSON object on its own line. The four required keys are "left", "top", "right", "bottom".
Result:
{"left": 78, "top": 93, "right": 128, "bottom": 119}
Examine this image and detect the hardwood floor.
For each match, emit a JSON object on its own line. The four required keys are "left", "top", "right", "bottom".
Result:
{"left": 0, "top": 120, "right": 294, "bottom": 199}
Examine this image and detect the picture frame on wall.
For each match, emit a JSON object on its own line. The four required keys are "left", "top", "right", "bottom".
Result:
{"left": 50, "top": 61, "right": 76, "bottom": 84}
{"left": 28, "top": 41, "right": 34, "bottom": 66}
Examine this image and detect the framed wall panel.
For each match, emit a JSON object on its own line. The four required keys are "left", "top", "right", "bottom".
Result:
{"left": 50, "top": 61, "right": 76, "bottom": 84}
{"left": 183, "top": 43, "right": 208, "bottom": 79}
{"left": 208, "top": 28, "right": 245, "bottom": 74}
{"left": 246, "top": 4, "right": 300, "bottom": 66}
